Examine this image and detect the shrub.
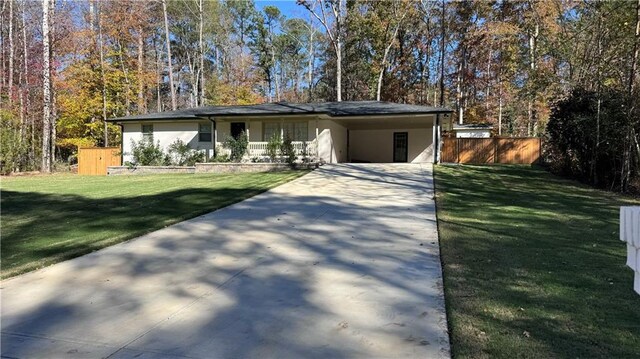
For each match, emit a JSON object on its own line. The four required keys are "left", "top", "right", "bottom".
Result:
{"left": 0, "top": 111, "right": 29, "bottom": 174}
{"left": 279, "top": 134, "right": 296, "bottom": 164}
{"left": 266, "top": 134, "right": 282, "bottom": 162}
{"left": 212, "top": 153, "right": 231, "bottom": 162}
{"left": 300, "top": 141, "right": 311, "bottom": 163}
{"left": 129, "top": 138, "right": 169, "bottom": 166}
{"left": 167, "top": 139, "right": 205, "bottom": 166}
{"left": 223, "top": 131, "right": 248, "bottom": 162}
{"left": 545, "top": 87, "right": 639, "bottom": 192}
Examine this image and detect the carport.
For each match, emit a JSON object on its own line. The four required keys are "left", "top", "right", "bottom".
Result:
{"left": 329, "top": 114, "right": 446, "bottom": 163}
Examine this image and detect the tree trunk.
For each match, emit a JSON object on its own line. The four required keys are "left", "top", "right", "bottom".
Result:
{"left": 26, "top": 0, "right": 33, "bottom": 164}
{"left": 154, "top": 39, "right": 161, "bottom": 112}
{"left": 273, "top": 51, "right": 281, "bottom": 101}
{"left": 49, "top": 0, "right": 56, "bottom": 166}
{"left": 376, "top": 11, "right": 406, "bottom": 102}
{"left": 1, "top": 0, "right": 6, "bottom": 107}
{"left": 592, "top": 20, "right": 603, "bottom": 185}
{"left": 162, "top": 0, "right": 177, "bottom": 110}
{"left": 41, "top": 0, "right": 51, "bottom": 172}
{"left": 307, "top": 24, "right": 315, "bottom": 101}
{"left": 89, "top": 0, "right": 94, "bottom": 31}
{"left": 137, "top": 25, "right": 146, "bottom": 113}
{"left": 20, "top": 0, "right": 28, "bottom": 140}
{"left": 623, "top": 0, "right": 640, "bottom": 190}
{"left": 439, "top": 0, "right": 445, "bottom": 107}
{"left": 187, "top": 52, "right": 197, "bottom": 107}
{"left": 528, "top": 21, "right": 539, "bottom": 136}
{"left": 301, "top": 0, "right": 343, "bottom": 102}
{"left": 456, "top": 53, "right": 464, "bottom": 125}
{"left": 498, "top": 96, "right": 503, "bottom": 136}
{"left": 116, "top": 39, "right": 131, "bottom": 116}
{"left": 485, "top": 48, "right": 492, "bottom": 112}
{"left": 198, "top": 0, "right": 205, "bottom": 106}
{"left": 336, "top": 42, "right": 342, "bottom": 102}
{"left": 9, "top": 0, "right": 14, "bottom": 106}
{"left": 98, "top": 1, "right": 108, "bottom": 146}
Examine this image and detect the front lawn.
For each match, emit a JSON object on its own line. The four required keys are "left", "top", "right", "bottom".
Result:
{"left": 1, "top": 171, "right": 306, "bottom": 278}
{"left": 435, "top": 165, "right": 640, "bottom": 358}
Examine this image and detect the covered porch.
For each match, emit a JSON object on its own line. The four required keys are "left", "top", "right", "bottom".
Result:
{"left": 213, "top": 116, "right": 320, "bottom": 160}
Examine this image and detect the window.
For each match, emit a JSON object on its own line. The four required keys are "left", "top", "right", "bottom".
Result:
{"left": 142, "top": 124, "right": 153, "bottom": 142}
{"left": 199, "top": 123, "right": 212, "bottom": 142}
{"left": 263, "top": 121, "right": 308, "bottom": 141}
{"left": 264, "top": 122, "right": 280, "bottom": 141}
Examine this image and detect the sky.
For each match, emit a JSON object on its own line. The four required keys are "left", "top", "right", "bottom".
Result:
{"left": 254, "top": 0, "right": 308, "bottom": 19}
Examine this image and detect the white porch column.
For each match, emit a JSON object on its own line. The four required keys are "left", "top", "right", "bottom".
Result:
{"left": 280, "top": 118, "right": 284, "bottom": 139}
{"left": 214, "top": 124, "right": 218, "bottom": 148}
{"left": 214, "top": 117, "right": 217, "bottom": 157}
{"left": 315, "top": 120, "right": 319, "bottom": 159}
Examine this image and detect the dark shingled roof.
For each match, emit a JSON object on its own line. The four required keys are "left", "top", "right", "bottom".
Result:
{"left": 108, "top": 101, "right": 452, "bottom": 122}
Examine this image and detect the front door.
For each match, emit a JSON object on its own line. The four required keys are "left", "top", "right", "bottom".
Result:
{"left": 230, "top": 122, "right": 246, "bottom": 139}
{"left": 393, "top": 132, "right": 408, "bottom": 162}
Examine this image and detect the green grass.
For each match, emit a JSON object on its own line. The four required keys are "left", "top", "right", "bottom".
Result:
{"left": 435, "top": 165, "right": 640, "bottom": 359}
{"left": 1, "top": 171, "right": 306, "bottom": 279}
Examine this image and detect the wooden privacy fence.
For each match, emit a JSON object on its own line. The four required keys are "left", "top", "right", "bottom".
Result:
{"left": 441, "top": 137, "right": 541, "bottom": 164}
{"left": 78, "top": 147, "right": 121, "bottom": 175}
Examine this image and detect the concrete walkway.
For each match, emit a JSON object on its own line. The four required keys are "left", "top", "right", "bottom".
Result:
{"left": 1, "top": 164, "right": 450, "bottom": 359}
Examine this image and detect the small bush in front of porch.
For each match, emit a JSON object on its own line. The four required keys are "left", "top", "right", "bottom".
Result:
{"left": 167, "top": 139, "right": 206, "bottom": 166}
{"left": 279, "top": 134, "right": 296, "bottom": 164}
{"left": 223, "top": 131, "right": 248, "bottom": 162}
{"left": 130, "top": 138, "right": 169, "bottom": 166}
{"left": 266, "top": 134, "right": 281, "bottom": 162}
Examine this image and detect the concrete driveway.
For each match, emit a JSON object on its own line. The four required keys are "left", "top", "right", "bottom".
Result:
{"left": 1, "top": 164, "right": 449, "bottom": 359}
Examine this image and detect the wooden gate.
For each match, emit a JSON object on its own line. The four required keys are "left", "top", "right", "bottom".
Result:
{"left": 78, "top": 147, "right": 121, "bottom": 175}
{"left": 441, "top": 137, "right": 541, "bottom": 164}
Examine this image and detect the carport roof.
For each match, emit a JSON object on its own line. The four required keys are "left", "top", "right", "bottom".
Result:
{"left": 108, "top": 101, "right": 452, "bottom": 122}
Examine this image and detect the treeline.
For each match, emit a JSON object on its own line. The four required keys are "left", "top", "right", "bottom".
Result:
{"left": 0, "top": 0, "right": 638, "bottom": 190}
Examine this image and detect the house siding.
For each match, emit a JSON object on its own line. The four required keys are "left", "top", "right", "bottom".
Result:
{"left": 122, "top": 121, "right": 213, "bottom": 163}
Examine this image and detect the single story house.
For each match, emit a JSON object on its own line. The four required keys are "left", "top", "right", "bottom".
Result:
{"left": 108, "top": 101, "right": 453, "bottom": 164}
{"left": 451, "top": 123, "right": 493, "bottom": 138}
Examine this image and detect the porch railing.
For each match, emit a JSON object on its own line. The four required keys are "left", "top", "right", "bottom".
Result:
{"left": 216, "top": 140, "right": 317, "bottom": 160}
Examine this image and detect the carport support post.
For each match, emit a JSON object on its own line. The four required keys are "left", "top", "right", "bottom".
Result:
{"left": 315, "top": 122, "right": 319, "bottom": 160}
{"left": 212, "top": 119, "right": 217, "bottom": 158}
{"left": 434, "top": 114, "right": 441, "bottom": 164}
{"left": 437, "top": 124, "right": 442, "bottom": 163}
